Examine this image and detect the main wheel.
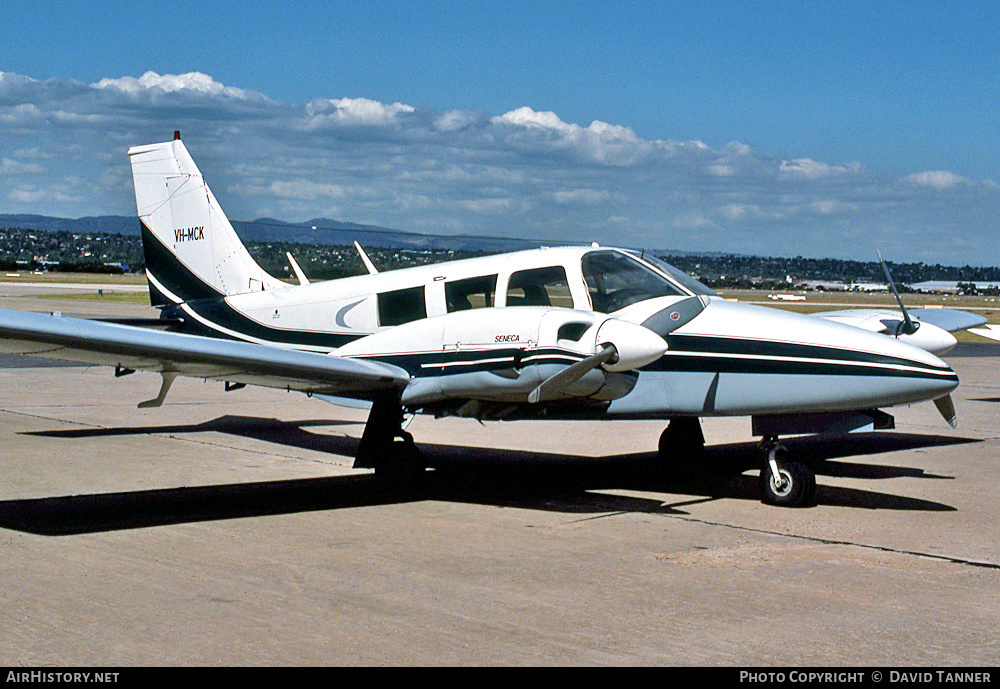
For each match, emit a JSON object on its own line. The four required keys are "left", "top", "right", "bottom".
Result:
{"left": 759, "top": 459, "right": 815, "bottom": 507}
{"left": 374, "top": 435, "right": 427, "bottom": 494}
{"left": 657, "top": 417, "right": 705, "bottom": 463}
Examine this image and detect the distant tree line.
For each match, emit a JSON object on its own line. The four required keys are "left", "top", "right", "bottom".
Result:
{"left": 659, "top": 253, "right": 1000, "bottom": 287}
{"left": 2, "top": 225, "right": 998, "bottom": 285}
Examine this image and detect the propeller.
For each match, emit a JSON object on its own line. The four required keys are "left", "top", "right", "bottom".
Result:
{"left": 528, "top": 318, "right": 668, "bottom": 403}
{"left": 528, "top": 344, "right": 619, "bottom": 403}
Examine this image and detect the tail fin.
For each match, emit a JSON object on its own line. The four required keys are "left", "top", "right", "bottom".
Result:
{"left": 128, "top": 135, "right": 281, "bottom": 306}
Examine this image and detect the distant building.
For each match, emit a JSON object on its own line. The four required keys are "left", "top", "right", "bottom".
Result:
{"left": 911, "top": 281, "right": 1000, "bottom": 293}
{"left": 848, "top": 282, "right": 889, "bottom": 292}
{"left": 801, "top": 280, "right": 847, "bottom": 291}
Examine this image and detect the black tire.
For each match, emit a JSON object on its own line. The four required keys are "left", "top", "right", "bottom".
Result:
{"left": 374, "top": 438, "right": 427, "bottom": 494}
{"left": 759, "top": 460, "right": 816, "bottom": 507}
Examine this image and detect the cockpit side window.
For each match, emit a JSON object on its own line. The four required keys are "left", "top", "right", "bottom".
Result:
{"left": 582, "top": 251, "right": 684, "bottom": 313}
{"left": 445, "top": 274, "right": 497, "bottom": 312}
{"left": 640, "top": 254, "right": 719, "bottom": 297}
{"left": 377, "top": 285, "right": 427, "bottom": 326}
{"left": 506, "top": 266, "right": 573, "bottom": 307}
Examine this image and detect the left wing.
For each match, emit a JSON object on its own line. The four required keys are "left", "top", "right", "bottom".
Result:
{"left": 0, "top": 308, "right": 409, "bottom": 402}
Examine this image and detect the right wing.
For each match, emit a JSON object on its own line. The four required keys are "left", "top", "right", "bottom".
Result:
{"left": 814, "top": 308, "right": 987, "bottom": 334}
{"left": 0, "top": 308, "right": 409, "bottom": 401}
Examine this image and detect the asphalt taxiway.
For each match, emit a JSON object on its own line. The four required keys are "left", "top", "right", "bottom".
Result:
{"left": 1, "top": 290, "right": 998, "bottom": 665}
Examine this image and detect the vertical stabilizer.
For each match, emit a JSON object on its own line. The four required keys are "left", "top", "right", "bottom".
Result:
{"left": 129, "top": 137, "right": 281, "bottom": 305}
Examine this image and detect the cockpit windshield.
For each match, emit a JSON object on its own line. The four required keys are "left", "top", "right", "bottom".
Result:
{"left": 639, "top": 254, "right": 718, "bottom": 297}
{"left": 582, "top": 251, "right": 685, "bottom": 313}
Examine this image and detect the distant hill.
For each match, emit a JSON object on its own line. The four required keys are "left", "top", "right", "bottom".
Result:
{"left": 0, "top": 215, "right": 140, "bottom": 236}
{"left": 2, "top": 214, "right": 997, "bottom": 283}
{"left": 232, "top": 217, "right": 541, "bottom": 253}
{"left": 0, "top": 214, "right": 575, "bottom": 253}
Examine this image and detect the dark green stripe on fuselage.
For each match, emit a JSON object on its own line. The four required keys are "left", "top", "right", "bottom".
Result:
{"left": 646, "top": 334, "right": 956, "bottom": 381}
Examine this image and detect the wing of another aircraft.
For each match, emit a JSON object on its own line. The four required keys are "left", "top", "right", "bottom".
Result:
{"left": 0, "top": 308, "right": 409, "bottom": 403}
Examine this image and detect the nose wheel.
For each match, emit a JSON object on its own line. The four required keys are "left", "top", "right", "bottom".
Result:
{"left": 758, "top": 437, "right": 815, "bottom": 507}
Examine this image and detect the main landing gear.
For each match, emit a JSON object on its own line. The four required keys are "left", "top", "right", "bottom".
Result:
{"left": 355, "top": 392, "right": 426, "bottom": 490}
{"left": 657, "top": 417, "right": 705, "bottom": 464}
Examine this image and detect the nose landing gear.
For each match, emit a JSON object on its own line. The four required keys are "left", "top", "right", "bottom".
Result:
{"left": 758, "top": 436, "right": 816, "bottom": 507}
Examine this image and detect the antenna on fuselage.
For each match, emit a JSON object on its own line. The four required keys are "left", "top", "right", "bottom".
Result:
{"left": 285, "top": 252, "right": 310, "bottom": 286}
{"left": 354, "top": 241, "right": 379, "bottom": 274}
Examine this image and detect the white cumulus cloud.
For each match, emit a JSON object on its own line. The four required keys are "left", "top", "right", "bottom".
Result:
{"left": 1, "top": 70, "right": 997, "bottom": 265}
{"left": 779, "top": 158, "right": 850, "bottom": 180}
{"left": 305, "top": 97, "right": 416, "bottom": 128}
{"left": 905, "top": 170, "right": 969, "bottom": 190}
{"left": 491, "top": 106, "right": 654, "bottom": 166}
{"left": 93, "top": 71, "right": 255, "bottom": 99}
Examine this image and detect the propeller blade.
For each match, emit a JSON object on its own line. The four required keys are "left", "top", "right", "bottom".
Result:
{"left": 878, "top": 250, "right": 919, "bottom": 336}
{"left": 528, "top": 344, "right": 618, "bottom": 404}
{"left": 933, "top": 394, "right": 958, "bottom": 428}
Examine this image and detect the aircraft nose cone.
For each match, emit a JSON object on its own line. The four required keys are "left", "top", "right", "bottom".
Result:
{"left": 673, "top": 300, "right": 959, "bottom": 413}
{"left": 596, "top": 318, "right": 668, "bottom": 372}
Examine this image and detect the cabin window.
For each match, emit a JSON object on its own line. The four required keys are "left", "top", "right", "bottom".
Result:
{"left": 582, "top": 251, "right": 684, "bottom": 313}
{"left": 506, "top": 266, "right": 574, "bottom": 308}
{"left": 557, "top": 322, "right": 590, "bottom": 342}
{"left": 377, "top": 286, "right": 427, "bottom": 326}
{"left": 445, "top": 274, "right": 497, "bottom": 312}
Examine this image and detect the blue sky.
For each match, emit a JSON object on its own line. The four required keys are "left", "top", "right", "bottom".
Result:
{"left": 2, "top": 1, "right": 999, "bottom": 264}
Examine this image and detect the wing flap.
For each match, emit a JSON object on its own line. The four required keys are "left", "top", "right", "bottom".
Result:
{"left": 0, "top": 308, "right": 408, "bottom": 398}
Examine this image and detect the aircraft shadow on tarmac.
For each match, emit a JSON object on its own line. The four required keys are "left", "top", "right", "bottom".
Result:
{"left": 1, "top": 416, "right": 978, "bottom": 535}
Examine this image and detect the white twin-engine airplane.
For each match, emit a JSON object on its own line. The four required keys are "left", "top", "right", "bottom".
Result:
{"left": 0, "top": 135, "right": 965, "bottom": 507}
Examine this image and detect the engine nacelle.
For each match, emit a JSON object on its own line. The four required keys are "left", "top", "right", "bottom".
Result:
{"left": 336, "top": 306, "right": 667, "bottom": 406}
